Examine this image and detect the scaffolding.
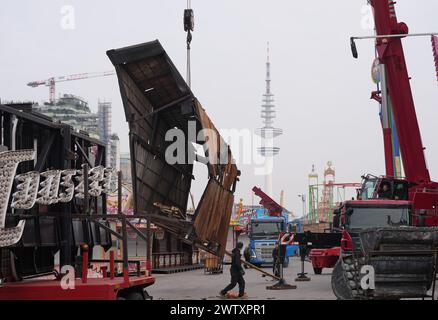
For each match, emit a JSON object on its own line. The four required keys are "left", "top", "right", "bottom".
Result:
{"left": 307, "top": 162, "right": 361, "bottom": 224}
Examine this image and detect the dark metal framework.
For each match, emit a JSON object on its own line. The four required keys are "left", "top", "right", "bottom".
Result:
{"left": 0, "top": 104, "right": 108, "bottom": 278}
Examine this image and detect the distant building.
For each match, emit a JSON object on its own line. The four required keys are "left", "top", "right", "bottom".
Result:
{"left": 120, "top": 152, "right": 132, "bottom": 183}
{"left": 33, "top": 94, "right": 99, "bottom": 139}
{"left": 97, "top": 101, "right": 112, "bottom": 144}
{"left": 109, "top": 133, "right": 120, "bottom": 170}
{"left": 97, "top": 101, "right": 120, "bottom": 169}
{"left": 33, "top": 95, "right": 122, "bottom": 169}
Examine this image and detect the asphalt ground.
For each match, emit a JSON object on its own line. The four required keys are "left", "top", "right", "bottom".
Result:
{"left": 148, "top": 257, "right": 336, "bottom": 300}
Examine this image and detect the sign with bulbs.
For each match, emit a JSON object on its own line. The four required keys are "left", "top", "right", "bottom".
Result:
{"left": 0, "top": 149, "right": 117, "bottom": 248}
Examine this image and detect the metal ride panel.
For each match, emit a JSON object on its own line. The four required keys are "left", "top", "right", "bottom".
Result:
{"left": 107, "top": 40, "right": 240, "bottom": 256}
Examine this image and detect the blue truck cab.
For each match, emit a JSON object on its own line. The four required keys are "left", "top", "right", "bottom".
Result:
{"left": 244, "top": 212, "right": 299, "bottom": 267}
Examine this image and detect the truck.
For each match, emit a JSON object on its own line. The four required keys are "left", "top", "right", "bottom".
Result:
{"left": 244, "top": 187, "right": 299, "bottom": 267}
{"left": 245, "top": 215, "right": 287, "bottom": 267}
{"left": 332, "top": 198, "right": 438, "bottom": 300}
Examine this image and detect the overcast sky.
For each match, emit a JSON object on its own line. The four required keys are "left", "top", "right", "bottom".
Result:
{"left": 1, "top": 1, "right": 438, "bottom": 216}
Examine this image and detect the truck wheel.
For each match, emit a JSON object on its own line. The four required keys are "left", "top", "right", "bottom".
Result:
{"left": 313, "top": 267, "right": 322, "bottom": 275}
{"left": 331, "top": 259, "right": 353, "bottom": 300}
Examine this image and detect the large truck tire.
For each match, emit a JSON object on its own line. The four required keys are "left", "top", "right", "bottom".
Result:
{"left": 331, "top": 259, "right": 353, "bottom": 300}
{"left": 125, "top": 292, "right": 145, "bottom": 300}
{"left": 118, "top": 289, "right": 145, "bottom": 300}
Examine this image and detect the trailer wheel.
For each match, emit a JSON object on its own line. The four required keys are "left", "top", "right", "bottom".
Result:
{"left": 0, "top": 249, "right": 21, "bottom": 282}
{"left": 331, "top": 259, "right": 353, "bottom": 300}
{"left": 144, "top": 290, "right": 153, "bottom": 300}
{"left": 125, "top": 292, "right": 144, "bottom": 300}
{"left": 313, "top": 267, "right": 322, "bottom": 275}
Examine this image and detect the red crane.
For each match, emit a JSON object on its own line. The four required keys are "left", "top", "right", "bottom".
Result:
{"left": 252, "top": 186, "right": 284, "bottom": 217}
{"left": 330, "top": 3, "right": 438, "bottom": 299}
{"left": 374, "top": 1, "right": 430, "bottom": 184}
{"left": 351, "top": 0, "right": 438, "bottom": 225}
{"left": 27, "top": 71, "right": 115, "bottom": 104}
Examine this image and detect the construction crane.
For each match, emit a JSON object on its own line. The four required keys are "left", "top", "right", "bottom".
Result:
{"left": 27, "top": 71, "right": 115, "bottom": 104}
{"left": 350, "top": 0, "right": 438, "bottom": 221}
{"left": 329, "top": 0, "right": 438, "bottom": 300}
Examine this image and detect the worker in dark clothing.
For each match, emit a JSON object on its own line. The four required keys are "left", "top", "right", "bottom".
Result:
{"left": 378, "top": 182, "right": 392, "bottom": 199}
{"left": 220, "top": 242, "right": 245, "bottom": 297}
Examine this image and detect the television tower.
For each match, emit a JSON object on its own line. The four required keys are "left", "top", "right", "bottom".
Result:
{"left": 257, "top": 43, "right": 283, "bottom": 197}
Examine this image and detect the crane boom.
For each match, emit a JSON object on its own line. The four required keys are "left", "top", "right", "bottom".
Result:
{"left": 27, "top": 71, "right": 115, "bottom": 103}
{"left": 370, "top": 0, "right": 430, "bottom": 184}
{"left": 252, "top": 186, "right": 284, "bottom": 217}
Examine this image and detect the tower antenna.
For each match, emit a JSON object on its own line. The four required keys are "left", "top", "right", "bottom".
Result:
{"left": 256, "top": 42, "right": 283, "bottom": 197}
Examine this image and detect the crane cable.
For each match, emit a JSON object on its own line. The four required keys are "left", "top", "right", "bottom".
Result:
{"left": 184, "top": 0, "right": 195, "bottom": 211}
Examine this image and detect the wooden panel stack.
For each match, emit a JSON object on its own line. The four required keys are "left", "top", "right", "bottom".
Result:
{"left": 302, "top": 222, "right": 330, "bottom": 233}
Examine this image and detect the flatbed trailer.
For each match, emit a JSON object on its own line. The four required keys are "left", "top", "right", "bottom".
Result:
{"left": 0, "top": 275, "right": 155, "bottom": 300}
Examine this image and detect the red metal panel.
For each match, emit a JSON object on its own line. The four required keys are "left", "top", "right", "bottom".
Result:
{"left": 309, "top": 247, "right": 340, "bottom": 269}
{"left": 0, "top": 276, "right": 155, "bottom": 300}
{"left": 252, "top": 186, "right": 283, "bottom": 216}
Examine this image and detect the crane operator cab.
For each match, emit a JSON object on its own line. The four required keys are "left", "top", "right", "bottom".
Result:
{"left": 358, "top": 175, "right": 409, "bottom": 201}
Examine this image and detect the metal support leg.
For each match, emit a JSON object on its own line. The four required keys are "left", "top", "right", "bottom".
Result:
{"left": 267, "top": 246, "right": 297, "bottom": 290}
{"left": 295, "top": 245, "right": 311, "bottom": 282}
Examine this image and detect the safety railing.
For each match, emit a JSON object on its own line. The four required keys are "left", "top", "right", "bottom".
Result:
{"left": 152, "top": 250, "right": 200, "bottom": 269}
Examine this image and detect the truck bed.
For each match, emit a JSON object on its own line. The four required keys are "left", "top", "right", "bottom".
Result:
{"left": 0, "top": 275, "right": 155, "bottom": 300}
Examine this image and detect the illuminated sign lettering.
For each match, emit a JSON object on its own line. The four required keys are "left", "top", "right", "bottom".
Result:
{"left": 0, "top": 149, "right": 117, "bottom": 248}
